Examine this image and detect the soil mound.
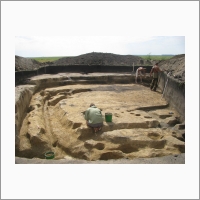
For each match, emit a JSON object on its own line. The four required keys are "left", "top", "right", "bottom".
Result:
{"left": 15, "top": 55, "right": 44, "bottom": 71}
{"left": 52, "top": 52, "right": 152, "bottom": 66}
{"left": 159, "top": 54, "right": 185, "bottom": 81}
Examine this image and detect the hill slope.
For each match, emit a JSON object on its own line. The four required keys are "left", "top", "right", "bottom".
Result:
{"left": 52, "top": 52, "right": 151, "bottom": 66}
{"left": 15, "top": 52, "right": 152, "bottom": 71}
{"left": 159, "top": 54, "right": 185, "bottom": 81}
{"left": 15, "top": 55, "right": 44, "bottom": 71}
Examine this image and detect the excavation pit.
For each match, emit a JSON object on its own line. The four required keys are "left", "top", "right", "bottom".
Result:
{"left": 15, "top": 73, "right": 185, "bottom": 162}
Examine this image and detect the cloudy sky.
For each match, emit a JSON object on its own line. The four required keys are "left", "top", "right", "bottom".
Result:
{"left": 2, "top": 1, "right": 196, "bottom": 60}
{"left": 15, "top": 36, "right": 185, "bottom": 57}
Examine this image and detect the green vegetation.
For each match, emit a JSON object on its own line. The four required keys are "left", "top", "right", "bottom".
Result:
{"left": 139, "top": 54, "right": 174, "bottom": 61}
{"left": 30, "top": 54, "right": 174, "bottom": 63}
{"left": 32, "top": 57, "right": 65, "bottom": 63}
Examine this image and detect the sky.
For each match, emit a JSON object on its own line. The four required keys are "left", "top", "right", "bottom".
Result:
{"left": 15, "top": 36, "right": 185, "bottom": 57}
{"left": 1, "top": 1, "right": 199, "bottom": 199}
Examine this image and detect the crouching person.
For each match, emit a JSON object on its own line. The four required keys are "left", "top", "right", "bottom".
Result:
{"left": 85, "top": 103, "right": 104, "bottom": 133}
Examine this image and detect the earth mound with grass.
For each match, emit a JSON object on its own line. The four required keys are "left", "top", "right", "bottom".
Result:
{"left": 15, "top": 55, "right": 44, "bottom": 71}
{"left": 15, "top": 52, "right": 150, "bottom": 71}
{"left": 52, "top": 52, "right": 151, "bottom": 66}
{"left": 15, "top": 53, "right": 185, "bottom": 81}
{"left": 159, "top": 54, "right": 185, "bottom": 81}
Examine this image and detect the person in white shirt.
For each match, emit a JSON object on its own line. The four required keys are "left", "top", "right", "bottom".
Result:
{"left": 135, "top": 67, "right": 146, "bottom": 83}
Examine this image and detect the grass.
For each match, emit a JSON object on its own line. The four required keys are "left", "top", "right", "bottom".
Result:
{"left": 139, "top": 55, "right": 174, "bottom": 61}
{"left": 32, "top": 57, "right": 64, "bottom": 63}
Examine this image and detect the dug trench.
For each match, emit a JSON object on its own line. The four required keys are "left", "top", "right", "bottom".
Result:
{"left": 15, "top": 74, "right": 185, "bottom": 162}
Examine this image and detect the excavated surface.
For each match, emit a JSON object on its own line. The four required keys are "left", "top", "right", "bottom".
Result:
{"left": 16, "top": 83, "right": 185, "bottom": 161}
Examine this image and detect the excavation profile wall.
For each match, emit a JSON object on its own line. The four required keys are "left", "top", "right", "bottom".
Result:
{"left": 15, "top": 65, "right": 152, "bottom": 85}
{"left": 158, "top": 72, "right": 185, "bottom": 122}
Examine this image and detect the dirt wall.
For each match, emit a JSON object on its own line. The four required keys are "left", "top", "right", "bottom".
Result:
{"left": 158, "top": 73, "right": 185, "bottom": 122}
{"left": 15, "top": 65, "right": 153, "bottom": 85}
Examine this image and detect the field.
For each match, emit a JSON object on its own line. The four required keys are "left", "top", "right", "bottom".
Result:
{"left": 32, "top": 57, "right": 63, "bottom": 63}
{"left": 139, "top": 55, "right": 174, "bottom": 61}
{"left": 31, "top": 55, "right": 174, "bottom": 63}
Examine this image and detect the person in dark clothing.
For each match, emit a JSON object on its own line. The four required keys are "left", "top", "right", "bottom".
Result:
{"left": 149, "top": 63, "right": 163, "bottom": 91}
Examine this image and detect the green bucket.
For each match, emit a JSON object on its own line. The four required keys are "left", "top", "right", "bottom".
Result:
{"left": 105, "top": 113, "right": 112, "bottom": 122}
{"left": 45, "top": 151, "right": 55, "bottom": 159}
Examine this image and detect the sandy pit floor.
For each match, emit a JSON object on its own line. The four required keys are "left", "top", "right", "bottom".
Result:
{"left": 16, "top": 83, "right": 185, "bottom": 161}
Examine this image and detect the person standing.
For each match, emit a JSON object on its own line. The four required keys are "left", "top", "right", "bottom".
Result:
{"left": 85, "top": 103, "right": 104, "bottom": 133}
{"left": 149, "top": 63, "right": 163, "bottom": 91}
{"left": 135, "top": 67, "right": 146, "bottom": 83}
